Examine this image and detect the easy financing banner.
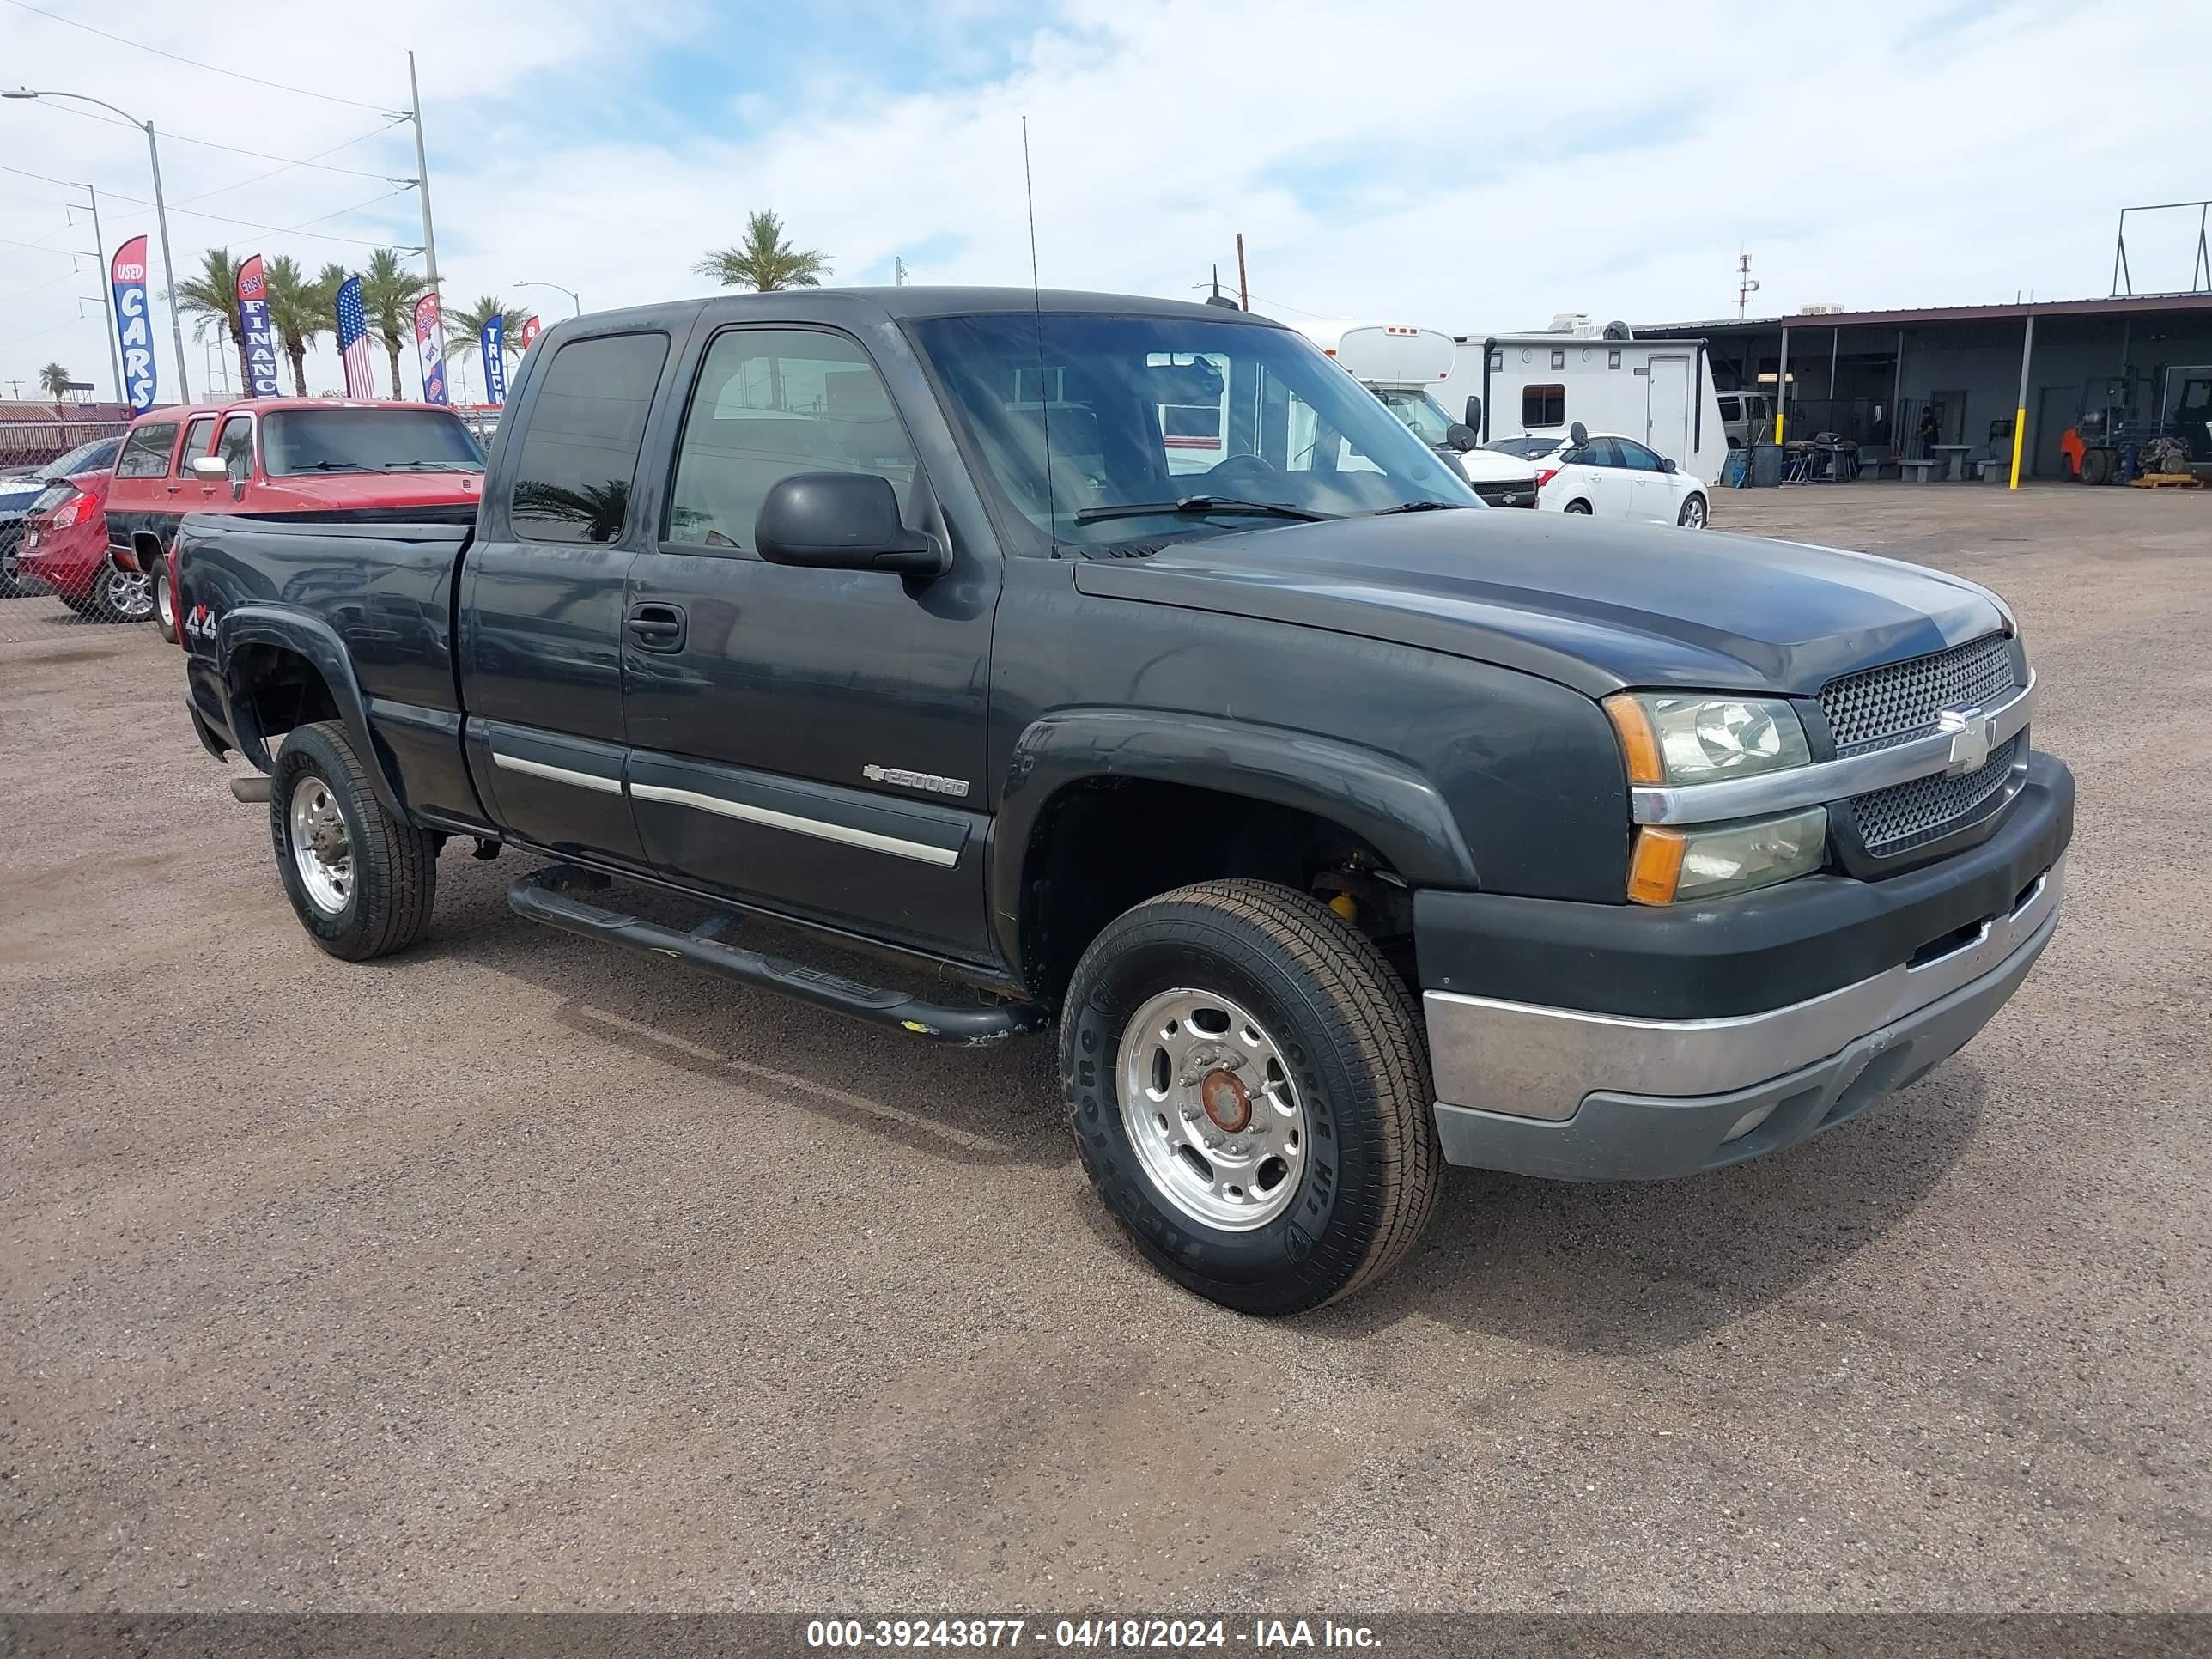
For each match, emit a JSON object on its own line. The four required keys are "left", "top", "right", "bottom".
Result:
{"left": 109, "top": 235, "right": 158, "bottom": 414}
{"left": 479, "top": 313, "right": 507, "bottom": 406}
{"left": 235, "top": 254, "right": 282, "bottom": 398}
{"left": 414, "top": 292, "right": 447, "bottom": 405}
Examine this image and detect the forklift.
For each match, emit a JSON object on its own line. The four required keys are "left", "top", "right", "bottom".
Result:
{"left": 2060, "top": 365, "right": 2212, "bottom": 483}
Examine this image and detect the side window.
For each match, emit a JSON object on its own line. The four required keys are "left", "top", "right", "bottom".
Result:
{"left": 1717, "top": 396, "right": 1740, "bottom": 422}
{"left": 1618, "top": 440, "right": 1662, "bottom": 471}
{"left": 1522, "top": 383, "right": 1566, "bottom": 428}
{"left": 114, "top": 422, "right": 178, "bottom": 479}
{"left": 215, "top": 415, "right": 254, "bottom": 478}
{"left": 176, "top": 416, "right": 216, "bottom": 474}
{"left": 510, "top": 331, "right": 670, "bottom": 544}
{"left": 667, "top": 328, "right": 915, "bottom": 550}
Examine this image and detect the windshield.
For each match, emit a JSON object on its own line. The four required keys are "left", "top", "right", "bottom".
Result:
{"left": 262, "top": 409, "right": 485, "bottom": 477}
{"left": 911, "top": 313, "right": 1476, "bottom": 550}
{"left": 1483, "top": 435, "right": 1564, "bottom": 460}
{"left": 1376, "top": 388, "right": 1458, "bottom": 447}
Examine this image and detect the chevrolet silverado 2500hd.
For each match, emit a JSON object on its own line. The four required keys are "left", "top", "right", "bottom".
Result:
{"left": 173, "top": 288, "right": 2074, "bottom": 1314}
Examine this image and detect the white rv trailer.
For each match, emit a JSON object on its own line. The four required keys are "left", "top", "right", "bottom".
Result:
{"left": 1437, "top": 321, "right": 1727, "bottom": 485}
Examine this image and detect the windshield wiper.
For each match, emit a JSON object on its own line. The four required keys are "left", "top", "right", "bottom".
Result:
{"left": 1367, "top": 500, "right": 1468, "bottom": 515}
{"left": 1073, "top": 495, "right": 1337, "bottom": 526}
{"left": 386, "top": 460, "right": 479, "bottom": 471}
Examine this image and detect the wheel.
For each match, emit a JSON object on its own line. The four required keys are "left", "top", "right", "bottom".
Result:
{"left": 2080, "top": 447, "right": 2112, "bottom": 486}
{"left": 1060, "top": 878, "right": 1442, "bottom": 1315}
{"left": 270, "top": 720, "right": 438, "bottom": 961}
{"left": 1677, "top": 492, "right": 1708, "bottom": 529}
{"left": 83, "top": 564, "right": 154, "bottom": 623}
{"left": 153, "top": 552, "right": 179, "bottom": 644}
{"left": 1563, "top": 499, "right": 1593, "bottom": 514}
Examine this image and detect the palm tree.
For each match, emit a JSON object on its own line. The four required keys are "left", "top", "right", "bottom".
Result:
{"left": 360, "top": 247, "right": 429, "bottom": 400}
{"left": 39, "top": 362, "right": 73, "bottom": 398}
{"left": 172, "top": 248, "right": 251, "bottom": 394}
{"left": 264, "top": 255, "right": 340, "bottom": 398}
{"left": 442, "top": 295, "right": 532, "bottom": 378}
{"left": 692, "top": 210, "right": 831, "bottom": 291}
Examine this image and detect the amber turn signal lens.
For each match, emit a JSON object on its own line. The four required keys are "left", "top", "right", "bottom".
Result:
{"left": 1626, "top": 826, "right": 1687, "bottom": 905}
{"left": 1602, "top": 693, "right": 1665, "bottom": 785}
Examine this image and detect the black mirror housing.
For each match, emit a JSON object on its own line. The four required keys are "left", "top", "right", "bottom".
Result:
{"left": 1462, "top": 394, "right": 1483, "bottom": 433}
{"left": 1569, "top": 420, "right": 1589, "bottom": 446}
{"left": 756, "top": 471, "right": 945, "bottom": 577}
{"left": 1661, "top": 457, "right": 1678, "bottom": 473}
{"left": 1445, "top": 422, "right": 1479, "bottom": 452}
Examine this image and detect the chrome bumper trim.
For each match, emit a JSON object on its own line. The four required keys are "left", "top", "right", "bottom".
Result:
{"left": 1423, "top": 853, "right": 2063, "bottom": 1123}
{"left": 1632, "top": 672, "right": 2035, "bottom": 826}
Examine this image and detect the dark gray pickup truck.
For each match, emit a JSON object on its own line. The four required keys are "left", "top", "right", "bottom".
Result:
{"left": 174, "top": 287, "right": 2073, "bottom": 1313}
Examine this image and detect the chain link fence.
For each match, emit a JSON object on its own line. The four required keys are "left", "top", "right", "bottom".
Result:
{"left": 1, "top": 418, "right": 149, "bottom": 625}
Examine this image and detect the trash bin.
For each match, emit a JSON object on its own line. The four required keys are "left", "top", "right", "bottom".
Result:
{"left": 1752, "top": 446, "right": 1784, "bottom": 488}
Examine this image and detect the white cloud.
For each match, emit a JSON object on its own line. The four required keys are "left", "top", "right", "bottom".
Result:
{"left": 4, "top": 0, "right": 2208, "bottom": 402}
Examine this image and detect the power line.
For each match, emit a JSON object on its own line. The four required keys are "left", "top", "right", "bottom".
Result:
{"left": 0, "top": 161, "right": 417, "bottom": 249}
{"left": 33, "top": 100, "right": 408, "bottom": 183}
{"left": 173, "top": 123, "right": 415, "bottom": 207}
{"left": 0, "top": 264, "right": 88, "bottom": 307}
{"left": 3, "top": 0, "right": 399, "bottom": 112}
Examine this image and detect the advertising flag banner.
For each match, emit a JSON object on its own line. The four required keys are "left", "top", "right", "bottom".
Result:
{"left": 335, "top": 276, "right": 376, "bottom": 399}
{"left": 414, "top": 292, "right": 447, "bottom": 405}
{"left": 518, "top": 314, "right": 542, "bottom": 353}
{"left": 235, "top": 254, "right": 282, "bottom": 398}
{"left": 109, "top": 234, "right": 158, "bottom": 414}
{"left": 480, "top": 314, "right": 507, "bottom": 406}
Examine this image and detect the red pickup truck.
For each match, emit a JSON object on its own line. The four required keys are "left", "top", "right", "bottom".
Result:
{"left": 105, "top": 398, "right": 486, "bottom": 641}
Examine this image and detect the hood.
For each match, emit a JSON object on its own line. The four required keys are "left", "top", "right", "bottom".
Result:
{"left": 238, "top": 471, "right": 483, "bottom": 514}
{"left": 1069, "top": 510, "right": 2007, "bottom": 697}
{"left": 1451, "top": 447, "right": 1538, "bottom": 484}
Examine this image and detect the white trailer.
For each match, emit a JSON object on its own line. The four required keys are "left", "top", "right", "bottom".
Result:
{"left": 1438, "top": 324, "right": 1727, "bottom": 485}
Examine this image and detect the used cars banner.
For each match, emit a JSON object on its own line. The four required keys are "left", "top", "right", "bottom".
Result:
{"left": 109, "top": 234, "right": 157, "bottom": 414}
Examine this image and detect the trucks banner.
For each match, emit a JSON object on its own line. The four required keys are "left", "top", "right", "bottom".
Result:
{"left": 479, "top": 314, "right": 507, "bottom": 406}
{"left": 234, "top": 255, "right": 282, "bottom": 399}
{"left": 414, "top": 293, "right": 447, "bottom": 406}
{"left": 108, "top": 235, "right": 157, "bottom": 415}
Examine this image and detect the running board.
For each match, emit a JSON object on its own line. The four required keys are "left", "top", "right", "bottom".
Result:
{"left": 507, "top": 863, "right": 1048, "bottom": 1045}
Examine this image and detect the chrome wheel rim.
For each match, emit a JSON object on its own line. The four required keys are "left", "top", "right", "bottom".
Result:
{"left": 1681, "top": 496, "right": 1706, "bottom": 527}
{"left": 106, "top": 568, "right": 153, "bottom": 620}
{"left": 289, "top": 773, "right": 354, "bottom": 915}
{"left": 1115, "top": 987, "right": 1306, "bottom": 1231}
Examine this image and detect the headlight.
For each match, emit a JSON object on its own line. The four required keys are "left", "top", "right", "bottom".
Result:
{"left": 1604, "top": 692, "right": 1810, "bottom": 785}
{"left": 1628, "top": 807, "right": 1828, "bottom": 904}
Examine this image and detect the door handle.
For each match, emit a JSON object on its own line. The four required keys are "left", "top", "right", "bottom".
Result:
{"left": 627, "top": 602, "right": 687, "bottom": 652}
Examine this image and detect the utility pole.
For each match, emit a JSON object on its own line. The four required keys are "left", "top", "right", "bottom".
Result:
{"left": 894, "top": 256, "right": 909, "bottom": 286}
{"left": 1235, "top": 233, "right": 1249, "bottom": 312}
{"left": 1736, "top": 251, "right": 1759, "bottom": 320}
{"left": 78, "top": 184, "right": 125, "bottom": 404}
{"left": 407, "top": 52, "right": 442, "bottom": 317}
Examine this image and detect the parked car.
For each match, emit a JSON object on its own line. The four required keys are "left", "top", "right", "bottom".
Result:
{"left": 174, "top": 287, "right": 2072, "bottom": 1316}
{"left": 1, "top": 436, "right": 123, "bottom": 597}
{"left": 1490, "top": 425, "right": 1711, "bottom": 526}
{"left": 16, "top": 459, "right": 140, "bottom": 620}
{"left": 103, "top": 398, "right": 485, "bottom": 642}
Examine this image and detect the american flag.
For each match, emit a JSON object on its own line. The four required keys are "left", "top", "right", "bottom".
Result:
{"left": 335, "top": 276, "right": 375, "bottom": 398}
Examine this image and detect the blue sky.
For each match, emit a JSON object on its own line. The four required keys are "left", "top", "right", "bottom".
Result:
{"left": 4, "top": 0, "right": 2209, "bottom": 401}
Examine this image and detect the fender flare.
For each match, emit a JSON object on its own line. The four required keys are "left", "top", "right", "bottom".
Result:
{"left": 214, "top": 605, "right": 407, "bottom": 819}
{"left": 989, "top": 707, "right": 1481, "bottom": 967}
{"left": 125, "top": 529, "right": 166, "bottom": 576}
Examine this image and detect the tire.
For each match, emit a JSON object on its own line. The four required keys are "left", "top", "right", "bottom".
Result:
{"left": 153, "top": 552, "right": 179, "bottom": 644}
{"left": 270, "top": 720, "right": 438, "bottom": 961}
{"left": 1677, "top": 492, "right": 1708, "bottom": 529}
{"left": 2080, "top": 447, "right": 2112, "bottom": 486}
{"left": 1060, "top": 878, "right": 1442, "bottom": 1316}
{"left": 82, "top": 564, "right": 154, "bottom": 623}
{"left": 1564, "top": 498, "right": 1593, "bottom": 514}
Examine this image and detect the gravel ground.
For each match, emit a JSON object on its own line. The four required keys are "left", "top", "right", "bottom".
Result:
{"left": 2, "top": 483, "right": 2207, "bottom": 1614}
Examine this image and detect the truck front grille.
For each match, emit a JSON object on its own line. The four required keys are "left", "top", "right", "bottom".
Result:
{"left": 1848, "top": 732, "right": 2024, "bottom": 854}
{"left": 1820, "top": 632, "right": 2020, "bottom": 755}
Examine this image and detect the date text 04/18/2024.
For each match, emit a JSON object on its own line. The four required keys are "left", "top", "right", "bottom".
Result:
{"left": 804, "top": 1620, "right": 1381, "bottom": 1649}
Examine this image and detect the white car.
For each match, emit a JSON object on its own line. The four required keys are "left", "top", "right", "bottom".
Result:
{"left": 1486, "top": 428, "right": 1710, "bottom": 527}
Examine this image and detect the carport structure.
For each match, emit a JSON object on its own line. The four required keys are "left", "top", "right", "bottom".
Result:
{"left": 1639, "top": 293, "right": 2212, "bottom": 483}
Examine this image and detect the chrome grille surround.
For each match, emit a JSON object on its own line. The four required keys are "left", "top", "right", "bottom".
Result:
{"left": 1820, "top": 632, "right": 2021, "bottom": 756}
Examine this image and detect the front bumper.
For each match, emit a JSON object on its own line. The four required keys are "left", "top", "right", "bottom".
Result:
{"left": 1420, "top": 754, "right": 2072, "bottom": 1180}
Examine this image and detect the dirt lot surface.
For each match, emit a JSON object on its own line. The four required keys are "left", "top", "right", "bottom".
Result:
{"left": 3, "top": 484, "right": 2208, "bottom": 1613}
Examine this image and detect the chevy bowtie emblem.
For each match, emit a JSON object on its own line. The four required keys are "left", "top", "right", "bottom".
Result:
{"left": 1938, "top": 706, "right": 1994, "bottom": 774}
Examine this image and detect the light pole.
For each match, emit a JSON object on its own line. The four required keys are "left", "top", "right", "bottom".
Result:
{"left": 5, "top": 88, "right": 192, "bottom": 402}
{"left": 514, "top": 280, "right": 580, "bottom": 317}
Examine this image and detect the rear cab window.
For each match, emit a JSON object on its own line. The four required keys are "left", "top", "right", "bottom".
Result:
{"left": 509, "top": 333, "right": 670, "bottom": 544}
{"left": 114, "top": 421, "right": 179, "bottom": 479}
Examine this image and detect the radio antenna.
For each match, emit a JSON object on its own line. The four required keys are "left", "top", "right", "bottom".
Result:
{"left": 1022, "top": 115, "right": 1056, "bottom": 553}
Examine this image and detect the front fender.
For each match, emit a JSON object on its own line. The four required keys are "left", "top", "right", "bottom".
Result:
{"left": 988, "top": 707, "right": 1481, "bottom": 964}
{"left": 214, "top": 605, "right": 406, "bottom": 820}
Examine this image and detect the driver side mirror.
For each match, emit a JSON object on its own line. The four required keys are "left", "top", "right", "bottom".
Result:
{"left": 1660, "top": 458, "right": 1678, "bottom": 473}
{"left": 1462, "top": 395, "right": 1482, "bottom": 433}
{"left": 756, "top": 471, "right": 946, "bottom": 578}
{"left": 1445, "top": 422, "right": 1479, "bottom": 453}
